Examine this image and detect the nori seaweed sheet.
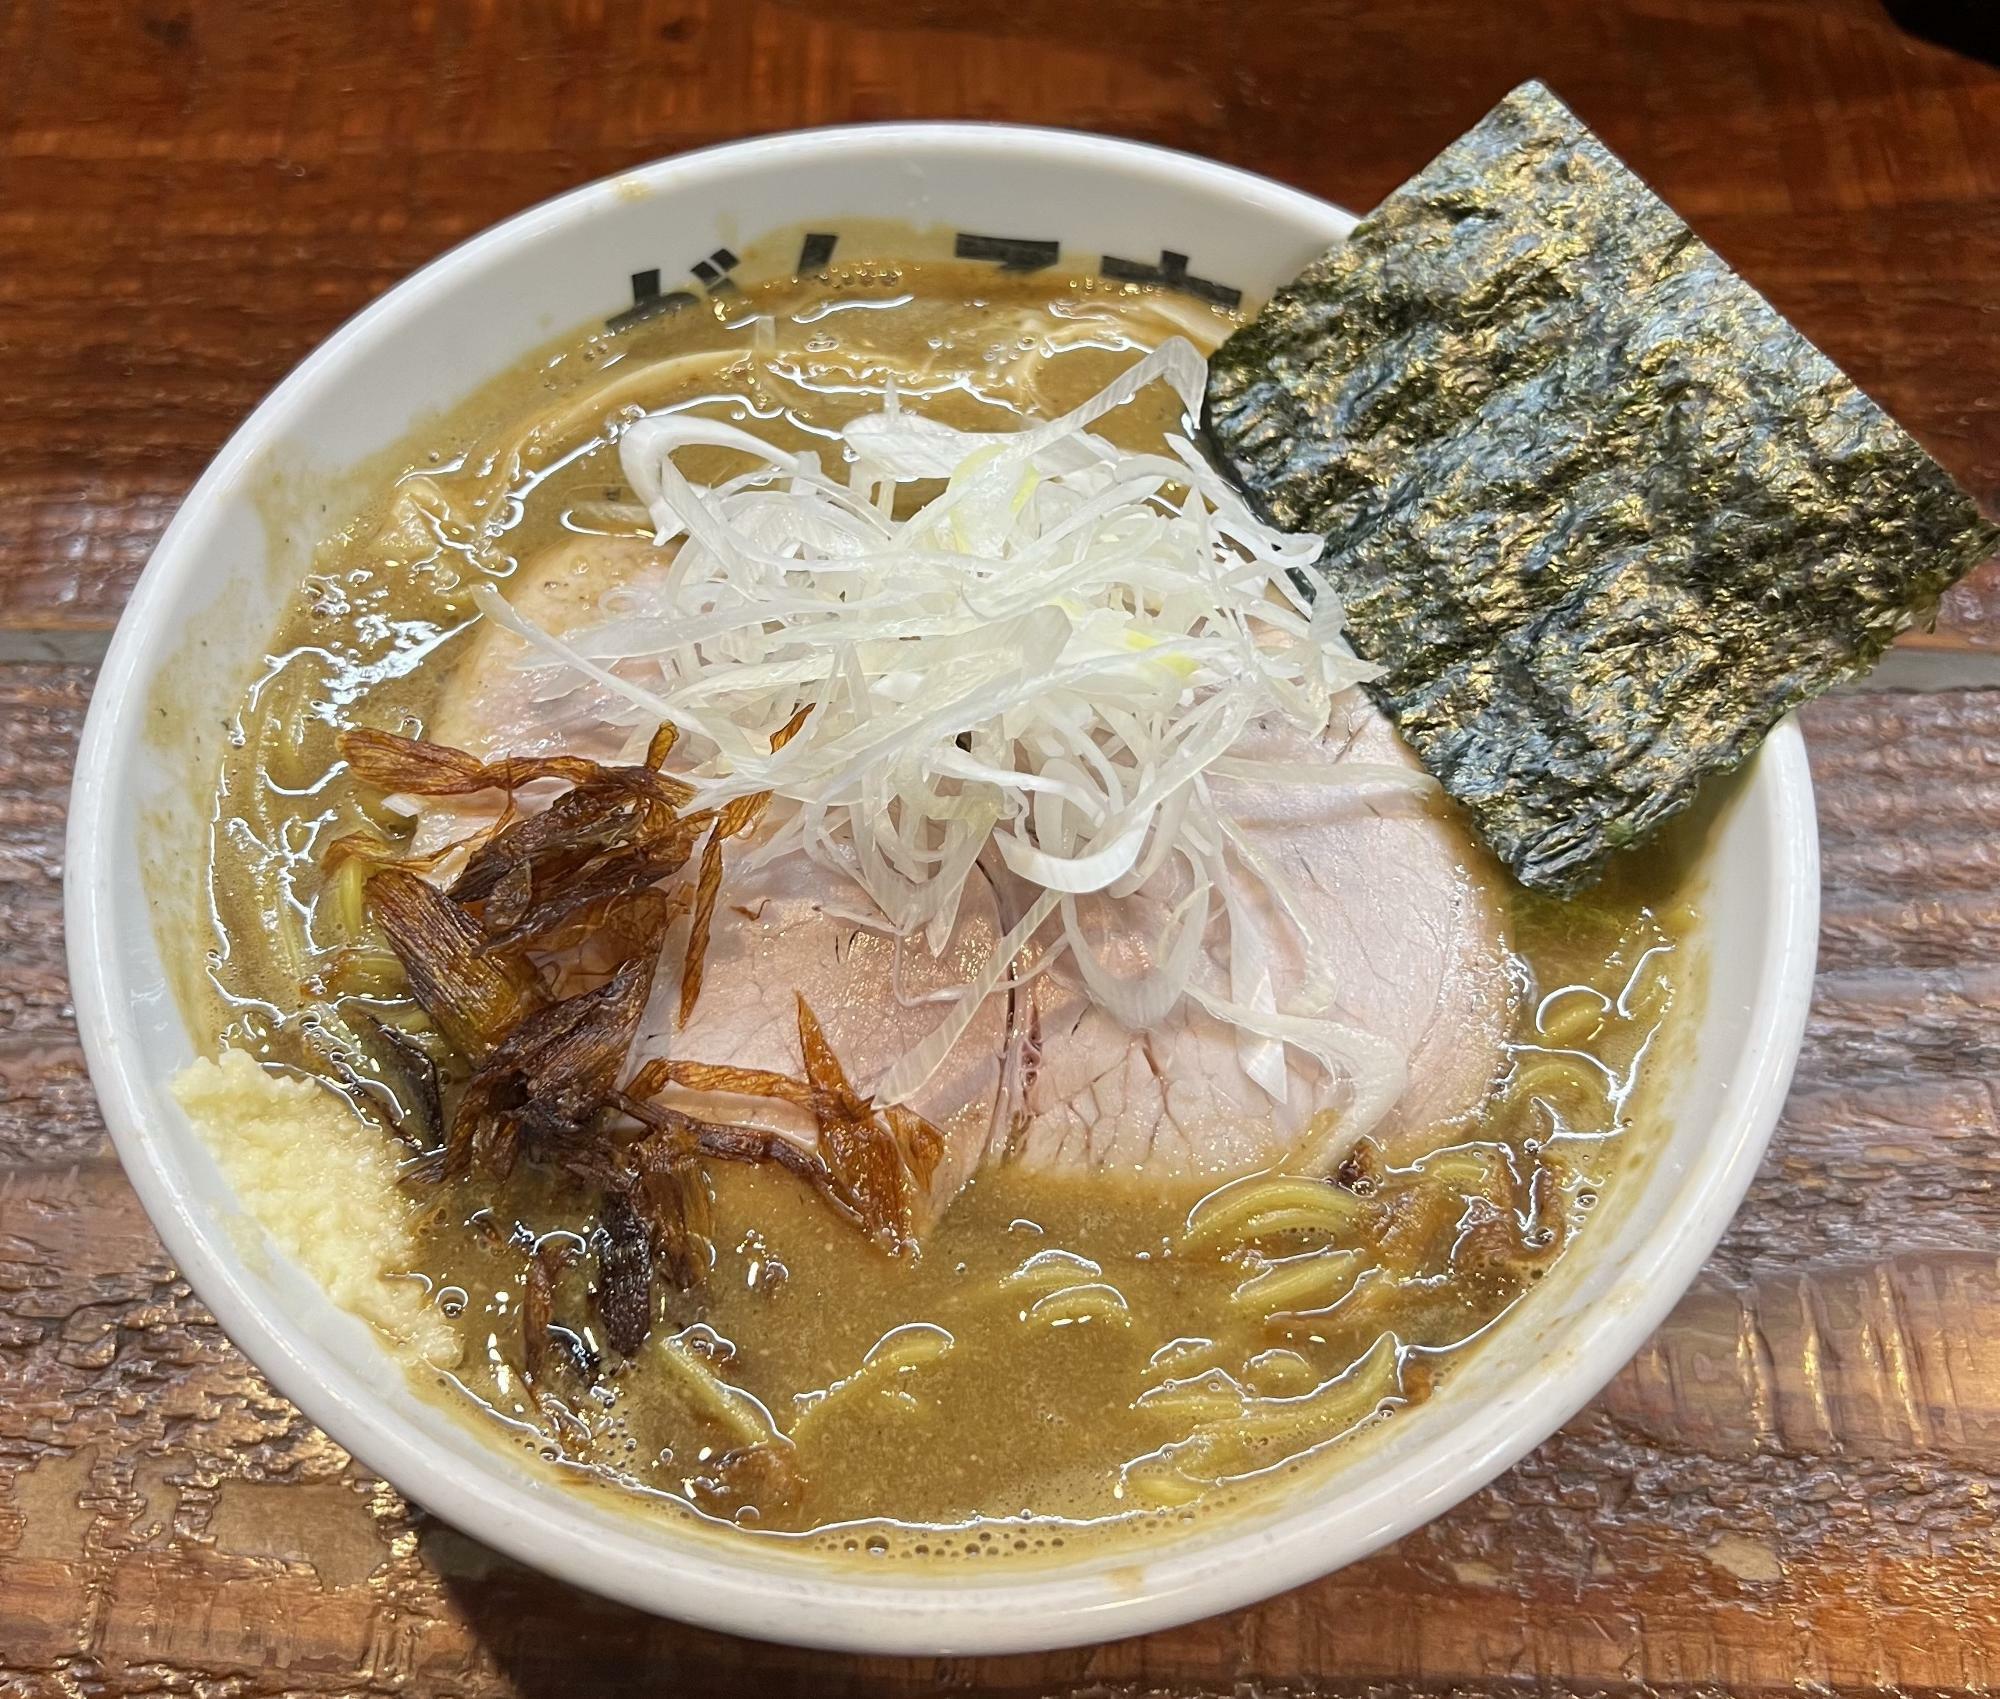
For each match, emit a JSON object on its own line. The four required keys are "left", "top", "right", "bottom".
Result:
{"left": 1204, "top": 81, "right": 1998, "bottom": 895}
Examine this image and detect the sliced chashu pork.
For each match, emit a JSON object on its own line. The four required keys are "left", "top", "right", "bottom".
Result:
{"left": 412, "top": 535, "right": 1512, "bottom": 1217}
{"left": 1001, "top": 695, "right": 1514, "bottom": 1176}
{"left": 408, "top": 534, "right": 666, "bottom": 859}
{"left": 405, "top": 535, "right": 1008, "bottom": 1221}
{"left": 635, "top": 852, "right": 1009, "bottom": 1224}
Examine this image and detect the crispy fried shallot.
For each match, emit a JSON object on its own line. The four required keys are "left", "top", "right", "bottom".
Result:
{"left": 446, "top": 894, "right": 668, "bottom": 1178}
{"left": 796, "top": 995, "right": 918, "bottom": 1251}
{"left": 364, "top": 868, "right": 545, "bottom": 1058}
{"left": 593, "top": 1188, "right": 656, "bottom": 1358}
{"left": 628, "top": 1132, "right": 714, "bottom": 1294}
{"left": 342, "top": 725, "right": 695, "bottom": 808}
{"left": 621, "top": 998, "right": 942, "bottom": 1256}
{"left": 325, "top": 721, "right": 941, "bottom": 1384}
{"left": 522, "top": 1236, "right": 584, "bottom": 1389}
{"left": 677, "top": 820, "right": 726, "bottom": 1029}
{"left": 344, "top": 1007, "right": 444, "bottom": 1147}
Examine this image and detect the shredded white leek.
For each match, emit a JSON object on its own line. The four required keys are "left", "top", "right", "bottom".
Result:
{"left": 473, "top": 336, "right": 1421, "bottom": 1136}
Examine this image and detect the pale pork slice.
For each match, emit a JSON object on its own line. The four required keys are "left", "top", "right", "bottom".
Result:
{"left": 428, "top": 534, "right": 666, "bottom": 760}
{"left": 1000, "top": 692, "right": 1514, "bottom": 1179}
{"left": 409, "top": 534, "right": 670, "bottom": 857}
{"left": 412, "top": 535, "right": 1009, "bottom": 1221}
{"left": 637, "top": 853, "right": 1009, "bottom": 1225}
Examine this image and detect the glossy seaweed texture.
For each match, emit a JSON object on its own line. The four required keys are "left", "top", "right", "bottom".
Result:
{"left": 1204, "top": 80, "right": 1998, "bottom": 894}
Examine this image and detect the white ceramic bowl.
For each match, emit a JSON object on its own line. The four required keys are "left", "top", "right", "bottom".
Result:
{"left": 65, "top": 124, "right": 1820, "bottom": 1654}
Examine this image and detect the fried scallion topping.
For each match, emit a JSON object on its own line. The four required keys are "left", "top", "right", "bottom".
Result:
{"left": 319, "top": 723, "right": 944, "bottom": 1408}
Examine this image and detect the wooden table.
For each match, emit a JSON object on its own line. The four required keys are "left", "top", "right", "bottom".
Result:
{"left": 3, "top": 2, "right": 1996, "bottom": 1692}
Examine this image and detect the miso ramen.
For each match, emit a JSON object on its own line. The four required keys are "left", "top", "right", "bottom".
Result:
{"left": 177, "top": 255, "right": 1701, "bottom": 1558}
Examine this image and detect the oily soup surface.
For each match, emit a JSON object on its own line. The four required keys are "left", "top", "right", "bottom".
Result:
{"left": 195, "top": 261, "right": 1701, "bottom": 1555}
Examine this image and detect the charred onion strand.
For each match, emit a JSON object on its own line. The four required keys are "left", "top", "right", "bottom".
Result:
{"left": 332, "top": 725, "right": 940, "bottom": 1370}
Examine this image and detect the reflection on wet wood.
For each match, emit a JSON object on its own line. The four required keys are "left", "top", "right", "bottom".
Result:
{"left": 2, "top": 676, "right": 1996, "bottom": 1691}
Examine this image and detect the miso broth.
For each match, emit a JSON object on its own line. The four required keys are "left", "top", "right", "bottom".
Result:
{"left": 188, "top": 257, "right": 1702, "bottom": 1556}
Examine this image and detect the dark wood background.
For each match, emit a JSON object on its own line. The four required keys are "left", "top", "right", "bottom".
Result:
{"left": 2, "top": 2, "right": 1996, "bottom": 1694}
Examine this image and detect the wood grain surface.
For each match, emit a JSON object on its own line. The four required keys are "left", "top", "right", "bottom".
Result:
{"left": 1, "top": 2, "right": 1996, "bottom": 1694}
